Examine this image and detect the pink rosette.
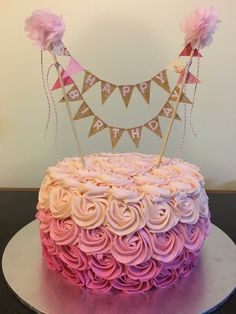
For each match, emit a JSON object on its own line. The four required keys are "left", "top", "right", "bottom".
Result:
{"left": 179, "top": 251, "right": 200, "bottom": 278}
{"left": 175, "top": 196, "right": 200, "bottom": 224}
{"left": 134, "top": 173, "right": 170, "bottom": 186}
{"left": 36, "top": 209, "right": 52, "bottom": 233}
{"left": 178, "top": 222, "right": 205, "bottom": 252}
{"left": 89, "top": 254, "right": 123, "bottom": 280}
{"left": 60, "top": 262, "right": 87, "bottom": 286}
{"left": 85, "top": 269, "right": 112, "bottom": 293}
{"left": 42, "top": 244, "right": 62, "bottom": 272}
{"left": 153, "top": 268, "right": 179, "bottom": 288}
{"left": 151, "top": 228, "right": 184, "bottom": 263}
{"left": 25, "top": 9, "right": 65, "bottom": 51}
{"left": 197, "top": 189, "right": 210, "bottom": 218}
{"left": 126, "top": 259, "right": 162, "bottom": 281}
{"left": 40, "top": 230, "right": 60, "bottom": 255}
{"left": 170, "top": 176, "right": 201, "bottom": 197}
{"left": 72, "top": 195, "right": 107, "bottom": 229}
{"left": 144, "top": 197, "right": 179, "bottom": 233}
{"left": 59, "top": 245, "right": 88, "bottom": 270}
{"left": 106, "top": 196, "right": 146, "bottom": 236}
{"left": 49, "top": 186, "right": 77, "bottom": 219}
{"left": 198, "top": 217, "right": 211, "bottom": 236}
{"left": 153, "top": 164, "right": 182, "bottom": 179}
{"left": 113, "top": 275, "right": 153, "bottom": 294}
{"left": 78, "top": 227, "right": 113, "bottom": 255}
{"left": 180, "top": 7, "right": 220, "bottom": 49}
{"left": 110, "top": 228, "right": 153, "bottom": 266}
{"left": 50, "top": 217, "right": 80, "bottom": 246}
{"left": 162, "top": 248, "right": 189, "bottom": 270}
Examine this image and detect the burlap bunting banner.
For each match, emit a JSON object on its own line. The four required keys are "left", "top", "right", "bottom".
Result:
{"left": 109, "top": 127, "right": 125, "bottom": 148}
{"left": 152, "top": 70, "right": 171, "bottom": 93}
{"left": 159, "top": 102, "right": 181, "bottom": 120}
{"left": 88, "top": 117, "right": 107, "bottom": 137}
{"left": 59, "top": 85, "right": 83, "bottom": 102}
{"left": 170, "top": 86, "right": 192, "bottom": 104}
{"left": 144, "top": 116, "right": 162, "bottom": 138}
{"left": 101, "top": 81, "right": 117, "bottom": 104}
{"left": 127, "top": 127, "right": 143, "bottom": 148}
{"left": 82, "top": 71, "right": 99, "bottom": 94}
{"left": 119, "top": 85, "right": 135, "bottom": 107}
{"left": 73, "top": 102, "right": 93, "bottom": 120}
{"left": 136, "top": 81, "right": 151, "bottom": 104}
{"left": 71, "top": 99, "right": 184, "bottom": 148}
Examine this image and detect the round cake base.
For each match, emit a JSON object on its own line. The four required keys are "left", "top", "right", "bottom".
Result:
{"left": 2, "top": 221, "right": 236, "bottom": 314}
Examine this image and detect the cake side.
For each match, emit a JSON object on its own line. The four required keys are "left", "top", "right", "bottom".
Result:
{"left": 36, "top": 153, "right": 211, "bottom": 293}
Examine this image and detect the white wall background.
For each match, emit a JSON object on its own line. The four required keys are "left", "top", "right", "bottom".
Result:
{"left": 0, "top": 0, "right": 235, "bottom": 189}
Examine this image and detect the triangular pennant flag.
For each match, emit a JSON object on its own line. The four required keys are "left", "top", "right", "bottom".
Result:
{"left": 152, "top": 70, "right": 171, "bottom": 93}
{"left": 127, "top": 126, "right": 143, "bottom": 148}
{"left": 109, "top": 127, "right": 124, "bottom": 148}
{"left": 170, "top": 86, "right": 192, "bottom": 104}
{"left": 119, "top": 85, "right": 135, "bottom": 107}
{"left": 88, "top": 117, "right": 107, "bottom": 137}
{"left": 51, "top": 70, "right": 74, "bottom": 91}
{"left": 62, "top": 57, "right": 84, "bottom": 79}
{"left": 177, "top": 70, "right": 201, "bottom": 85}
{"left": 144, "top": 116, "right": 162, "bottom": 138}
{"left": 136, "top": 81, "right": 151, "bottom": 104}
{"left": 159, "top": 102, "right": 181, "bottom": 121}
{"left": 101, "top": 81, "right": 117, "bottom": 104}
{"left": 179, "top": 43, "right": 202, "bottom": 57}
{"left": 82, "top": 71, "right": 99, "bottom": 94}
{"left": 73, "top": 102, "right": 93, "bottom": 120}
{"left": 50, "top": 41, "right": 70, "bottom": 56}
{"left": 59, "top": 85, "right": 83, "bottom": 103}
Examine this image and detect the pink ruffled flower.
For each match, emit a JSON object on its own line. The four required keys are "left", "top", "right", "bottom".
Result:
{"left": 151, "top": 228, "right": 184, "bottom": 263}
{"left": 178, "top": 222, "right": 205, "bottom": 252}
{"left": 78, "top": 227, "right": 113, "bottom": 255}
{"left": 59, "top": 245, "right": 88, "bottom": 270}
{"left": 180, "top": 7, "right": 220, "bottom": 49}
{"left": 113, "top": 275, "right": 153, "bottom": 294}
{"left": 110, "top": 228, "right": 153, "bottom": 266}
{"left": 61, "top": 262, "right": 87, "bottom": 286}
{"left": 50, "top": 217, "right": 80, "bottom": 246}
{"left": 89, "top": 254, "right": 124, "bottom": 280}
{"left": 25, "top": 9, "right": 65, "bottom": 50}
{"left": 126, "top": 259, "right": 162, "bottom": 281}
{"left": 40, "top": 230, "right": 60, "bottom": 255}
{"left": 36, "top": 209, "right": 52, "bottom": 233}
{"left": 153, "top": 268, "right": 179, "bottom": 288}
{"left": 85, "top": 269, "right": 112, "bottom": 293}
{"left": 42, "top": 244, "right": 62, "bottom": 272}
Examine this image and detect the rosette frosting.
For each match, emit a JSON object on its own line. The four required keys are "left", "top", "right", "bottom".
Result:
{"left": 37, "top": 152, "right": 211, "bottom": 294}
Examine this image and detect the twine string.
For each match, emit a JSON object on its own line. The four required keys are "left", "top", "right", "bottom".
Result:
{"left": 46, "top": 62, "right": 59, "bottom": 160}
{"left": 40, "top": 51, "right": 52, "bottom": 140}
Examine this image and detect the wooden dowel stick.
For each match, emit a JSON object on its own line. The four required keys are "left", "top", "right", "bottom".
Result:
{"left": 157, "top": 49, "right": 195, "bottom": 167}
{"left": 52, "top": 55, "right": 85, "bottom": 167}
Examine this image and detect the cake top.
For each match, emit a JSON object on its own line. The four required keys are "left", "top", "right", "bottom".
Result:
{"left": 45, "top": 153, "right": 203, "bottom": 195}
{"left": 37, "top": 153, "right": 209, "bottom": 236}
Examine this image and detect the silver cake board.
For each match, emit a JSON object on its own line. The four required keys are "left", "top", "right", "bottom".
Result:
{"left": 2, "top": 220, "right": 236, "bottom": 314}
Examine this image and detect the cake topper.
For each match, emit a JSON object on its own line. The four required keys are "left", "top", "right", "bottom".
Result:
{"left": 25, "top": 7, "right": 219, "bottom": 167}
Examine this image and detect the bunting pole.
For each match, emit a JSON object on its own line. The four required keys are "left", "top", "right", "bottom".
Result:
{"left": 52, "top": 55, "right": 85, "bottom": 167}
{"left": 157, "top": 48, "right": 195, "bottom": 167}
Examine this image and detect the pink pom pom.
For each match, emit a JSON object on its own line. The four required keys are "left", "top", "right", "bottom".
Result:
{"left": 25, "top": 9, "right": 65, "bottom": 51}
{"left": 180, "top": 7, "right": 220, "bottom": 49}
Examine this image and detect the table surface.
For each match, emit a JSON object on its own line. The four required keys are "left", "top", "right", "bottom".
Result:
{"left": 0, "top": 191, "right": 235, "bottom": 314}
